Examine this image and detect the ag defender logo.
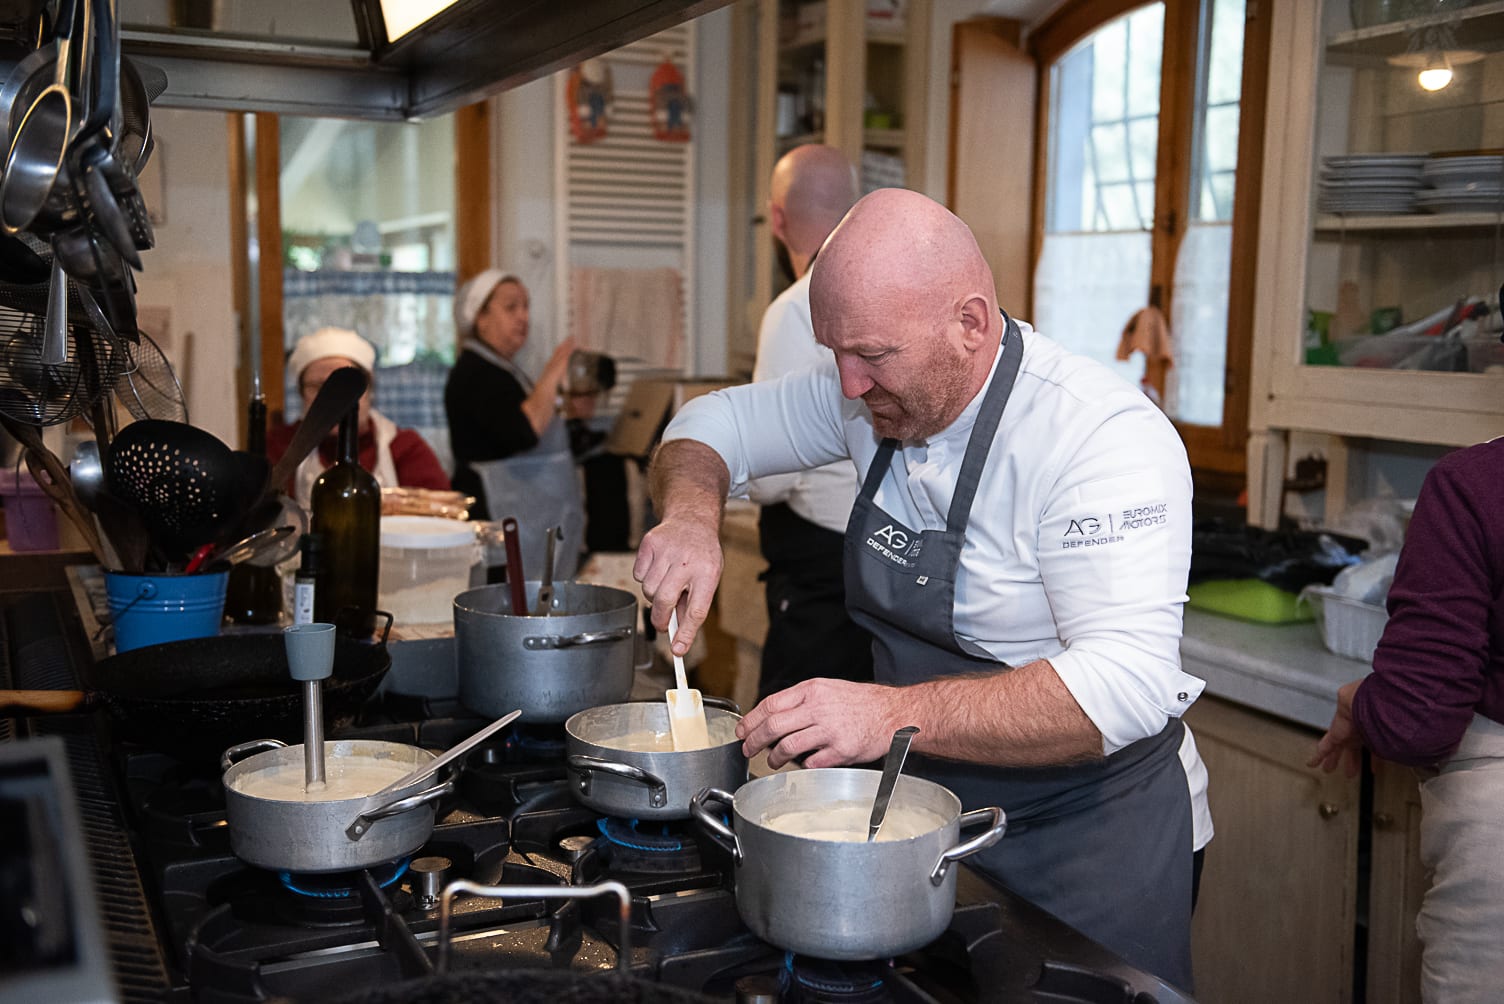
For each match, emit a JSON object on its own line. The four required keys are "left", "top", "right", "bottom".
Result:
{"left": 866, "top": 523, "right": 920, "bottom": 568}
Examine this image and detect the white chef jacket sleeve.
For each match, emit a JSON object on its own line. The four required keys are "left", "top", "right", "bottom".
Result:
{"left": 661, "top": 362, "right": 850, "bottom": 496}
{"left": 745, "top": 277, "right": 827, "bottom": 507}
{"left": 1035, "top": 405, "right": 1203, "bottom": 756}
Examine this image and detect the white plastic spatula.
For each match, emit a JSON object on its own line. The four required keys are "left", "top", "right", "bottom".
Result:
{"left": 665, "top": 610, "right": 711, "bottom": 751}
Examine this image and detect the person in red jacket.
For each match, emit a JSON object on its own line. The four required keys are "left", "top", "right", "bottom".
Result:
{"left": 267, "top": 327, "right": 450, "bottom": 509}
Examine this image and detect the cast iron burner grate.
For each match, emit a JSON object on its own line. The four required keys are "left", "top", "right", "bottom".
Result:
{"left": 782, "top": 954, "right": 894, "bottom": 1004}
{"left": 280, "top": 857, "right": 410, "bottom": 899}
{"left": 596, "top": 817, "right": 703, "bottom": 874}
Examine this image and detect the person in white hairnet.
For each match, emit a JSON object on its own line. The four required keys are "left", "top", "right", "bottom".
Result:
{"left": 268, "top": 326, "right": 449, "bottom": 509}
{"left": 445, "top": 269, "right": 579, "bottom": 531}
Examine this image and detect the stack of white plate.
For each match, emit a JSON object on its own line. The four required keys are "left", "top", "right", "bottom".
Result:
{"left": 1317, "top": 154, "right": 1427, "bottom": 214}
{"left": 1417, "top": 155, "right": 1504, "bottom": 214}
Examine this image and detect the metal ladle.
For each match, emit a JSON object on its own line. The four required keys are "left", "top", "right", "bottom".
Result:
{"left": 867, "top": 725, "right": 920, "bottom": 842}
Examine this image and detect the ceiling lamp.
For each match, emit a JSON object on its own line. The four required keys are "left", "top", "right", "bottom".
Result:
{"left": 379, "top": 0, "right": 461, "bottom": 42}
{"left": 1388, "top": 49, "right": 1483, "bottom": 92}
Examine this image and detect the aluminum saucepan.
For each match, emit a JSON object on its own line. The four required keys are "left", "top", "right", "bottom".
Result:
{"left": 691, "top": 768, "right": 1007, "bottom": 960}
{"left": 220, "top": 738, "right": 453, "bottom": 873}
{"left": 565, "top": 700, "right": 748, "bottom": 820}
{"left": 454, "top": 582, "right": 637, "bottom": 723}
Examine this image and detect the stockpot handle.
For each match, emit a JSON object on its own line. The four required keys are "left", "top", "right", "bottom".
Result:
{"left": 522, "top": 626, "right": 632, "bottom": 650}
{"left": 689, "top": 786, "right": 741, "bottom": 864}
{"left": 345, "top": 778, "right": 455, "bottom": 841}
{"left": 219, "top": 738, "right": 287, "bottom": 774}
{"left": 567, "top": 754, "right": 668, "bottom": 808}
{"left": 929, "top": 807, "right": 1007, "bottom": 886}
{"left": 439, "top": 879, "right": 632, "bottom": 975}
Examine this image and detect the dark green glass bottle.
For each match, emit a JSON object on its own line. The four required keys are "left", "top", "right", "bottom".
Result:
{"left": 310, "top": 404, "right": 380, "bottom": 637}
{"left": 224, "top": 394, "right": 282, "bottom": 624}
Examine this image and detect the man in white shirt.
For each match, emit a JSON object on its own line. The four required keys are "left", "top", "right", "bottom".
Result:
{"left": 634, "top": 189, "right": 1210, "bottom": 990}
{"left": 748, "top": 144, "right": 873, "bottom": 699}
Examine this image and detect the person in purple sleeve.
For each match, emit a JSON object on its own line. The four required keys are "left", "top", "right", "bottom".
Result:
{"left": 1310, "top": 437, "right": 1504, "bottom": 1003}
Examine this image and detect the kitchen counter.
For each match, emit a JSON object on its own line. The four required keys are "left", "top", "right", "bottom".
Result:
{"left": 1180, "top": 607, "right": 1370, "bottom": 731}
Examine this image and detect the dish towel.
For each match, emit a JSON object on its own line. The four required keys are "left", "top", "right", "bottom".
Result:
{"left": 1117, "top": 305, "right": 1174, "bottom": 406}
{"left": 570, "top": 267, "right": 684, "bottom": 368}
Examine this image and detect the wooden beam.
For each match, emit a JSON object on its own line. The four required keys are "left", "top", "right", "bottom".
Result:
{"left": 226, "top": 113, "right": 250, "bottom": 448}
{"left": 254, "top": 112, "right": 285, "bottom": 421}
{"left": 454, "top": 99, "right": 493, "bottom": 286}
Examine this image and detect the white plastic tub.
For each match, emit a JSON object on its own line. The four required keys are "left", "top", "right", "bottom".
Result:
{"left": 1306, "top": 585, "right": 1389, "bottom": 663}
{"left": 378, "top": 517, "right": 478, "bottom": 626}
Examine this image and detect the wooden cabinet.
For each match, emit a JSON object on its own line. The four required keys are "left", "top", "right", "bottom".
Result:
{"left": 1185, "top": 695, "right": 1421, "bottom": 1003}
{"left": 739, "top": 0, "right": 930, "bottom": 371}
{"left": 1246, "top": 1, "right": 1504, "bottom": 526}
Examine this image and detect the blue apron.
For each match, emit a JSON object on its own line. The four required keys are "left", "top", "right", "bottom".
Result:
{"left": 841, "top": 316, "right": 1194, "bottom": 989}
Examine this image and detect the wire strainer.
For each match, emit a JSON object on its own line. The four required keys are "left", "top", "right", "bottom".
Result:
{"left": 0, "top": 244, "right": 129, "bottom": 426}
{"left": 114, "top": 328, "right": 186, "bottom": 422}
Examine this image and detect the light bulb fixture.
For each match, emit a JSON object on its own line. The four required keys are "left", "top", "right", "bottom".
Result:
{"left": 1388, "top": 49, "right": 1483, "bottom": 93}
{"left": 378, "top": 0, "right": 461, "bottom": 42}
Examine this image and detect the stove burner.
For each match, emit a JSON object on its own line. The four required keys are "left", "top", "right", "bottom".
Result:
{"left": 782, "top": 954, "right": 894, "bottom": 1004}
{"left": 493, "top": 723, "right": 568, "bottom": 762}
{"left": 410, "top": 855, "right": 453, "bottom": 910}
{"left": 597, "top": 817, "right": 685, "bottom": 853}
{"left": 279, "top": 858, "right": 410, "bottom": 899}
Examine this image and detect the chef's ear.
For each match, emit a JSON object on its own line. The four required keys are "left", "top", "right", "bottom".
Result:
{"left": 957, "top": 296, "right": 992, "bottom": 349}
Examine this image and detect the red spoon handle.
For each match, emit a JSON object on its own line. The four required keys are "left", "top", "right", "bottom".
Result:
{"left": 502, "top": 516, "right": 527, "bottom": 615}
{"left": 184, "top": 542, "right": 215, "bottom": 574}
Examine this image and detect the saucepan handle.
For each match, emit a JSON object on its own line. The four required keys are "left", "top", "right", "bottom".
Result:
{"left": 219, "top": 738, "right": 287, "bottom": 774}
{"left": 701, "top": 695, "right": 741, "bottom": 714}
{"left": 929, "top": 806, "right": 1007, "bottom": 886}
{"left": 522, "top": 626, "right": 632, "bottom": 650}
{"left": 689, "top": 786, "right": 741, "bottom": 864}
{"left": 345, "top": 778, "right": 455, "bottom": 841}
{"left": 567, "top": 754, "right": 668, "bottom": 807}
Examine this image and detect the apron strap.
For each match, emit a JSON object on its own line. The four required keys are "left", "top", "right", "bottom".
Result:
{"left": 946, "top": 313, "right": 1022, "bottom": 529}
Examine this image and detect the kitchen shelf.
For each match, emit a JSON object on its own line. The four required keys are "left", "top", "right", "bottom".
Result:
{"left": 1314, "top": 210, "right": 1504, "bottom": 232}
{"left": 863, "top": 127, "right": 904, "bottom": 148}
{"left": 1327, "top": 0, "right": 1504, "bottom": 63}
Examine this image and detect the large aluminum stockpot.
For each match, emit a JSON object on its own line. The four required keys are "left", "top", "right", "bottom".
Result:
{"left": 220, "top": 739, "right": 453, "bottom": 873}
{"left": 566, "top": 701, "right": 748, "bottom": 820}
{"left": 690, "top": 768, "right": 1007, "bottom": 960}
{"left": 454, "top": 582, "right": 637, "bottom": 723}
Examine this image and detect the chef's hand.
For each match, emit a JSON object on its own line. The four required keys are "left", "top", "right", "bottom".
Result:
{"left": 738, "top": 679, "right": 904, "bottom": 769}
{"left": 1308, "top": 678, "right": 1365, "bottom": 779}
{"left": 633, "top": 515, "right": 723, "bottom": 655}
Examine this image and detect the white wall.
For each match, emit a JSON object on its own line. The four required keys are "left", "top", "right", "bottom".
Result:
{"left": 133, "top": 107, "right": 240, "bottom": 446}
{"left": 491, "top": 7, "right": 733, "bottom": 380}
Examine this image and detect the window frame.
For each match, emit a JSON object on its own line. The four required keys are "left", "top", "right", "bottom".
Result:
{"left": 1029, "top": 0, "right": 1270, "bottom": 481}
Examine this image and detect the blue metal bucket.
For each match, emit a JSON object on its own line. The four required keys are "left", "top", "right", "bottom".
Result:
{"left": 104, "top": 571, "right": 230, "bottom": 653}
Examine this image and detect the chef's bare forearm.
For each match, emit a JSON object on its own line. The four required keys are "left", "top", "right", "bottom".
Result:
{"left": 648, "top": 439, "right": 732, "bottom": 528}
{"left": 896, "top": 660, "right": 1102, "bottom": 766}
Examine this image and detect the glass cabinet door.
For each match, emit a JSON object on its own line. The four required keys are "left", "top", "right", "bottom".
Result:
{"left": 1303, "top": 2, "right": 1504, "bottom": 376}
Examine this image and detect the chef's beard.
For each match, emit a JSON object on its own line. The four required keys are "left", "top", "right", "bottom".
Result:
{"left": 863, "top": 340, "right": 975, "bottom": 441}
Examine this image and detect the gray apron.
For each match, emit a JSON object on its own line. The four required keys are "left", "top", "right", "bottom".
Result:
{"left": 467, "top": 343, "right": 584, "bottom": 580}
{"left": 842, "top": 315, "right": 1194, "bottom": 990}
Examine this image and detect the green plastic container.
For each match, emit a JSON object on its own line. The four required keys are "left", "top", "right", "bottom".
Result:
{"left": 1186, "top": 579, "right": 1314, "bottom": 624}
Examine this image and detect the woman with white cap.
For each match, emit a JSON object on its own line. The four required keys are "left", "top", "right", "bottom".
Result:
{"left": 445, "top": 269, "right": 577, "bottom": 521}
{"left": 267, "top": 326, "right": 449, "bottom": 509}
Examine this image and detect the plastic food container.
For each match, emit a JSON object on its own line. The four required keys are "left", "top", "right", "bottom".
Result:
{"left": 0, "top": 469, "right": 59, "bottom": 551}
{"left": 378, "top": 516, "right": 478, "bottom": 626}
{"left": 1305, "top": 585, "right": 1389, "bottom": 663}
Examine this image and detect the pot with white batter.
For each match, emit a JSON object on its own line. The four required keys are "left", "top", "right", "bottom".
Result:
{"left": 689, "top": 768, "right": 1007, "bottom": 960}
{"left": 565, "top": 700, "right": 748, "bottom": 820}
{"left": 219, "top": 738, "right": 453, "bottom": 872}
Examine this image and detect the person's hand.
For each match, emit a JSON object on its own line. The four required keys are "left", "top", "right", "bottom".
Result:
{"left": 737, "top": 679, "right": 904, "bottom": 769}
{"left": 540, "top": 337, "right": 578, "bottom": 394}
{"left": 1308, "top": 678, "right": 1366, "bottom": 779}
{"left": 633, "top": 514, "right": 723, "bottom": 653}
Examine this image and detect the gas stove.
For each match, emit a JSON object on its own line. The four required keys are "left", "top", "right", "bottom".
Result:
{"left": 0, "top": 593, "right": 1198, "bottom": 1004}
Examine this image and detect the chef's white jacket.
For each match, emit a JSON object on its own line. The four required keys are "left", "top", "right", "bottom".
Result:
{"left": 664, "top": 321, "right": 1212, "bottom": 848}
{"left": 745, "top": 272, "right": 861, "bottom": 534}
